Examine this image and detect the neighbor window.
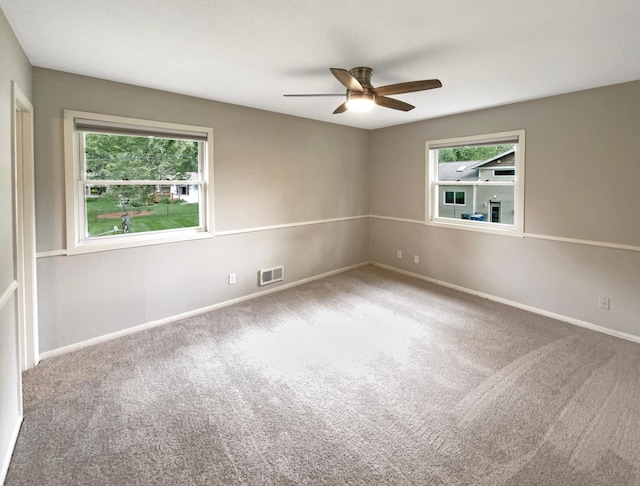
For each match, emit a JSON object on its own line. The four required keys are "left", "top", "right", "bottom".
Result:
{"left": 64, "top": 111, "right": 214, "bottom": 253}
{"left": 426, "top": 130, "right": 525, "bottom": 236}
{"left": 494, "top": 169, "right": 515, "bottom": 177}
{"left": 444, "top": 191, "right": 465, "bottom": 205}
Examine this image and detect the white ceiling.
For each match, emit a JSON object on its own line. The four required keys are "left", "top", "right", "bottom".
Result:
{"left": 2, "top": 0, "right": 640, "bottom": 130}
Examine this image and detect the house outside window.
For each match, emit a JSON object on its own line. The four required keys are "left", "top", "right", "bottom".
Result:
{"left": 64, "top": 110, "right": 214, "bottom": 254}
{"left": 426, "top": 130, "right": 525, "bottom": 236}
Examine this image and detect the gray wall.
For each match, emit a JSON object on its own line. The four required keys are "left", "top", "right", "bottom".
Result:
{"left": 369, "top": 80, "right": 640, "bottom": 337}
{"left": 33, "top": 68, "right": 370, "bottom": 352}
{"left": 24, "top": 57, "right": 640, "bottom": 353}
{"left": 0, "top": 8, "right": 31, "bottom": 481}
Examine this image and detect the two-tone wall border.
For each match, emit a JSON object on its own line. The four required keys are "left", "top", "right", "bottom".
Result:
{"left": 369, "top": 214, "right": 640, "bottom": 253}
{"left": 37, "top": 214, "right": 640, "bottom": 259}
{"left": 36, "top": 215, "right": 371, "bottom": 258}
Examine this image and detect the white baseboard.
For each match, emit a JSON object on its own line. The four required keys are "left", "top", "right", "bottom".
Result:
{"left": 0, "top": 414, "right": 23, "bottom": 485}
{"left": 372, "top": 261, "right": 640, "bottom": 345}
{"left": 39, "top": 261, "right": 371, "bottom": 361}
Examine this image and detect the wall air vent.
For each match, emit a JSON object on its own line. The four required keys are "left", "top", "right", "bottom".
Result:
{"left": 259, "top": 265, "right": 284, "bottom": 286}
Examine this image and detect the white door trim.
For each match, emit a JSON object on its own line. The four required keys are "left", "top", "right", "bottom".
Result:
{"left": 12, "top": 81, "right": 39, "bottom": 370}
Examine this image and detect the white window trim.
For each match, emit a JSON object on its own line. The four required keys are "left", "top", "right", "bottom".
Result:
{"left": 64, "top": 110, "right": 215, "bottom": 254}
{"left": 426, "top": 129, "right": 525, "bottom": 237}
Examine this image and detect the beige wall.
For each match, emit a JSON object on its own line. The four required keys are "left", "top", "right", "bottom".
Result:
{"left": 369, "top": 80, "right": 640, "bottom": 337}
{"left": 15, "top": 39, "right": 640, "bottom": 353}
{"left": 33, "top": 68, "right": 370, "bottom": 352}
{"left": 33, "top": 70, "right": 640, "bottom": 351}
{"left": 0, "top": 8, "right": 31, "bottom": 482}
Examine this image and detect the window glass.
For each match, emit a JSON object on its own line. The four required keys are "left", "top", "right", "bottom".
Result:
{"left": 82, "top": 133, "right": 202, "bottom": 239}
{"left": 84, "top": 184, "right": 201, "bottom": 238}
{"left": 444, "top": 191, "right": 454, "bottom": 204}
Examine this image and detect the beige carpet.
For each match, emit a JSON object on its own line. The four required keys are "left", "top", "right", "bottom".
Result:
{"left": 6, "top": 265, "right": 640, "bottom": 485}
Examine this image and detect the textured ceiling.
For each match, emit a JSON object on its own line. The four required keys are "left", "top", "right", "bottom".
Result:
{"left": 2, "top": 0, "right": 640, "bottom": 130}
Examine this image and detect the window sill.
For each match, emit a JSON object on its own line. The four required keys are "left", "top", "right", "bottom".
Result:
{"left": 427, "top": 218, "right": 523, "bottom": 237}
{"left": 66, "top": 229, "right": 214, "bottom": 255}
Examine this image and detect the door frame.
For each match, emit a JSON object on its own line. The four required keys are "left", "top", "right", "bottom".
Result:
{"left": 12, "top": 81, "right": 39, "bottom": 370}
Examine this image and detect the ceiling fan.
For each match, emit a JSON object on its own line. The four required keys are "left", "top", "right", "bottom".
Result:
{"left": 284, "top": 67, "right": 442, "bottom": 114}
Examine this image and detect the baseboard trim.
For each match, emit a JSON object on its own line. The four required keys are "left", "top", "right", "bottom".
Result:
{"left": 0, "top": 414, "right": 23, "bottom": 485}
{"left": 39, "top": 261, "right": 371, "bottom": 361}
{"left": 372, "top": 261, "right": 640, "bottom": 345}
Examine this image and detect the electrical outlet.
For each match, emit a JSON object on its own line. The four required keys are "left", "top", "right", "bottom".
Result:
{"left": 599, "top": 297, "right": 610, "bottom": 311}
{"left": 397, "top": 250, "right": 402, "bottom": 259}
{"left": 414, "top": 255, "right": 419, "bottom": 264}
{"left": 228, "top": 273, "right": 236, "bottom": 285}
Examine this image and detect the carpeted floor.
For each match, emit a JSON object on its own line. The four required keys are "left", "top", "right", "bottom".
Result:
{"left": 6, "top": 265, "right": 640, "bottom": 485}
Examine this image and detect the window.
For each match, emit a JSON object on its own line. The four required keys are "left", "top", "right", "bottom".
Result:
{"left": 444, "top": 191, "right": 466, "bottom": 205}
{"left": 426, "top": 130, "right": 525, "bottom": 236}
{"left": 64, "top": 111, "right": 214, "bottom": 253}
{"left": 494, "top": 169, "right": 515, "bottom": 177}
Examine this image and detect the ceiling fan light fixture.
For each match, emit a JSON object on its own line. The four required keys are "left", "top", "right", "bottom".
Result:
{"left": 284, "top": 66, "right": 442, "bottom": 115}
{"left": 346, "top": 93, "right": 375, "bottom": 112}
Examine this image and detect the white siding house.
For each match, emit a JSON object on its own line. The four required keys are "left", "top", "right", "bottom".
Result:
{"left": 437, "top": 149, "right": 515, "bottom": 223}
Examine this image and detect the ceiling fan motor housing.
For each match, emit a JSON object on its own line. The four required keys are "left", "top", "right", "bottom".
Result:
{"left": 349, "top": 67, "right": 374, "bottom": 90}
{"left": 347, "top": 67, "right": 375, "bottom": 105}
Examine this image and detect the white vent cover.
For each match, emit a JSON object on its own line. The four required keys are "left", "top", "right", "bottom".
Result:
{"left": 259, "top": 265, "right": 284, "bottom": 286}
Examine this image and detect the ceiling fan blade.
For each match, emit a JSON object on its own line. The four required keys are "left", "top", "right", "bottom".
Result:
{"left": 330, "top": 68, "right": 364, "bottom": 93}
{"left": 375, "top": 96, "right": 415, "bottom": 112}
{"left": 333, "top": 102, "right": 349, "bottom": 114}
{"left": 372, "top": 79, "right": 442, "bottom": 97}
{"left": 283, "top": 94, "right": 345, "bottom": 97}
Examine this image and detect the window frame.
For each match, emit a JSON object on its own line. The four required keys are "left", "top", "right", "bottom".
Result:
{"left": 426, "top": 130, "right": 525, "bottom": 237}
{"left": 64, "top": 110, "right": 215, "bottom": 254}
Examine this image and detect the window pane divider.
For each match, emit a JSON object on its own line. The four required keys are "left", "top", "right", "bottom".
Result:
{"left": 82, "top": 180, "right": 205, "bottom": 186}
